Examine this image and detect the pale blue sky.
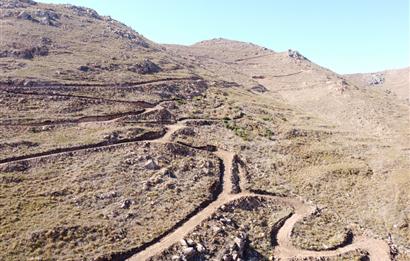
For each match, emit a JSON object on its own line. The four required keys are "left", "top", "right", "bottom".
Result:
{"left": 38, "top": 0, "right": 409, "bottom": 74}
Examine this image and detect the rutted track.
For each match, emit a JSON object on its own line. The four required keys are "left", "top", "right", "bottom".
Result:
{"left": 0, "top": 109, "right": 146, "bottom": 127}
{"left": 0, "top": 101, "right": 167, "bottom": 127}
{"left": 271, "top": 71, "right": 303, "bottom": 77}
{"left": 1, "top": 89, "right": 155, "bottom": 108}
{"left": 0, "top": 76, "right": 201, "bottom": 88}
{"left": 0, "top": 129, "right": 166, "bottom": 164}
{"left": 0, "top": 116, "right": 391, "bottom": 260}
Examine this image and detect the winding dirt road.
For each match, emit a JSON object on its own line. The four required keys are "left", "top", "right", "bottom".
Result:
{"left": 126, "top": 120, "right": 391, "bottom": 261}
{"left": 0, "top": 107, "right": 391, "bottom": 260}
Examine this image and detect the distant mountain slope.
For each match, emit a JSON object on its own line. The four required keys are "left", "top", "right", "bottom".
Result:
{"left": 168, "top": 39, "right": 409, "bottom": 138}
{"left": 345, "top": 67, "right": 410, "bottom": 102}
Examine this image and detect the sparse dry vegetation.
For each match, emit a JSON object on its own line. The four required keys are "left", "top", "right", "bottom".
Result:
{"left": 0, "top": 0, "right": 408, "bottom": 260}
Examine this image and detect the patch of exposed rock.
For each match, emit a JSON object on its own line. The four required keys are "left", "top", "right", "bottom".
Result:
{"left": 287, "top": 49, "right": 308, "bottom": 61}
{"left": 65, "top": 4, "right": 101, "bottom": 19}
{"left": 369, "top": 73, "right": 385, "bottom": 85}
{"left": 0, "top": 0, "right": 36, "bottom": 9}
{"left": 128, "top": 59, "right": 162, "bottom": 74}
{"left": 15, "top": 9, "right": 61, "bottom": 26}
{"left": 0, "top": 45, "right": 49, "bottom": 59}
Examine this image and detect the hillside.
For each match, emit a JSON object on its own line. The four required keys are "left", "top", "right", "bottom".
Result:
{"left": 345, "top": 67, "right": 410, "bottom": 102}
{"left": 0, "top": 0, "right": 196, "bottom": 85}
{"left": 0, "top": 1, "right": 409, "bottom": 261}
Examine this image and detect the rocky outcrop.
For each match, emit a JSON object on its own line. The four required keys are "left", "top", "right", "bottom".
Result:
{"left": 369, "top": 73, "right": 385, "bottom": 85}
{"left": 66, "top": 5, "right": 101, "bottom": 19}
{"left": 15, "top": 9, "right": 61, "bottom": 26}
{"left": 215, "top": 232, "right": 249, "bottom": 261}
{"left": 0, "top": 45, "right": 49, "bottom": 59}
{"left": 287, "top": 49, "right": 308, "bottom": 61}
{"left": 0, "top": 0, "right": 36, "bottom": 9}
{"left": 128, "top": 59, "right": 162, "bottom": 74}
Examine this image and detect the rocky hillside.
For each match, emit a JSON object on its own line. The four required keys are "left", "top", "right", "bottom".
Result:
{"left": 0, "top": 0, "right": 195, "bottom": 85}
{"left": 345, "top": 67, "right": 410, "bottom": 102}
{"left": 0, "top": 1, "right": 409, "bottom": 260}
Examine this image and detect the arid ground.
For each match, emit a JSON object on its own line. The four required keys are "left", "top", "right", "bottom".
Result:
{"left": 0, "top": 1, "right": 409, "bottom": 260}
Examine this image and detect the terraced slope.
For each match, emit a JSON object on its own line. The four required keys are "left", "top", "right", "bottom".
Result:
{"left": 1, "top": 1, "right": 408, "bottom": 260}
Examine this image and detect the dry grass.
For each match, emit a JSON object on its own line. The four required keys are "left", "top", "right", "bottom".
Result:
{"left": 1, "top": 1, "right": 409, "bottom": 259}
{"left": 291, "top": 210, "right": 351, "bottom": 251}
{"left": 0, "top": 142, "right": 221, "bottom": 260}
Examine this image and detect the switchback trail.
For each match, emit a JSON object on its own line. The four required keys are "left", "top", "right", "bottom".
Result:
{"left": 0, "top": 114, "right": 391, "bottom": 260}
{"left": 125, "top": 121, "right": 391, "bottom": 261}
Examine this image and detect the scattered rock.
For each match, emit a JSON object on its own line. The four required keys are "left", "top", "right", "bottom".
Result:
{"left": 177, "top": 127, "right": 196, "bottom": 137}
{"left": 96, "top": 191, "right": 118, "bottom": 200}
{"left": 162, "top": 168, "right": 176, "bottom": 178}
{"left": 222, "top": 254, "right": 233, "bottom": 261}
{"left": 2, "top": 161, "right": 30, "bottom": 172}
{"left": 171, "top": 255, "right": 181, "bottom": 261}
{"left": 180, "top": 239, "right": 188, "bottom": 247}
{"left": 186, "top": 238, "right": 195, "bottom": 247}
{"left": 78, "top": 65, "right": 90, "bottom": 72}
{"left": 165, "top": 143, "right": 194, "bottom": 157}
{"left": 17, "top": 11, "right": 33, "bottom": 20}
{"left": 196, "top": 243, "right": 206, "bottom": 253}
{"left": 103, "top": 131, "right": 120, "bottom": 142}
{"left": 182, "top": 246, "right": 196, "bottom": 257}
{"left": 120, "top": 199, "right": 132, "bottom": 209}
{"left": 142, "top": 181, "right": 152, "bottom": 191}
{"left": 212, "top": 225, "right": 222, "bottom": 234}
{"left": 284, "top": 128, "right": 307, "bottom": 139}
{"left": 234, "top": 236, "right": 246, "bottom": 251}
{"left": 144, "top": 159, "right": 160, "bottom": 170}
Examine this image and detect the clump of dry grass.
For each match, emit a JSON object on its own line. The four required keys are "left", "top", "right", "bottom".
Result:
{"left": 291, "top": 209, "right": 352, "bottom": 251}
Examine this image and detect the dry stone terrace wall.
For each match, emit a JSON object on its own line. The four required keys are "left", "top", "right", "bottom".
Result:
{"left": 0, "top": 140, "right": 222, "bottom": 260}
